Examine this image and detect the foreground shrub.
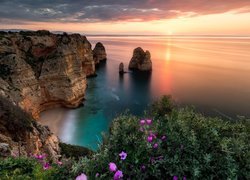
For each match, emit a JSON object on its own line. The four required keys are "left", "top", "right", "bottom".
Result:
{"left": 78, "top": 97, "right": 250, "bottom": 179}
{"left": 60, "top": 142, "right": 93, "bottom": 159}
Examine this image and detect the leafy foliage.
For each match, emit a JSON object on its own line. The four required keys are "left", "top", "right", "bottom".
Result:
{"left": 60, "top": 142, "right": 93, "bottom": 159}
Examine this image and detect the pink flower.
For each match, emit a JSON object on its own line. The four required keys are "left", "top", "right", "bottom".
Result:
{"left": 95, "top": 173, "right": 100, "bottom": 177}
{"left": 57, "top": 161, "right": 63, "bottom": 165}
{"left": 43, "top": 162, "right": 50, "bottom": 170}
{"left": 109, "top": 162, "right": 117, "bottom": 172}
{"left": 161, "top": 135, "right": 167, "bottom": 141}
{"left": 147, "top": 135, "right": 153, "bottom": 142}
{"left": 146, "top": 119, "right": 152, "bottom": 125}
{"left": 173, "top": 176, "right": 178, "bottom": 180}
{"left": 76, "top": 173, "right": 88, "bottom": 180}
{"left": 119, "top": 151, "right": 127, "bottom": 160}
{"left": 114, "top": 170, "right": 123, "bottom": 180}
{"left": 153, "top": 143, "right": 158, "bottom": 149}
{"left": 140, "top": 119, "right": 146, "bottom": 125}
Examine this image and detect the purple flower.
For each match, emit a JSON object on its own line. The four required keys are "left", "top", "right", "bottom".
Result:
{"left": 161, "top": 135, "right": 167, "bottom": 141}
{"left": 76, "top": 173, "right": 87, "bottom": 180}
{"left": 43, "top": 162, "right": 50, "bottom": 170}
{"left": 114, "top": 170, "right": 123, "bottom": 180}
{"left": 109, "top": 162, "right": 117, "bottom": 172}
{"left": 153, "top": 143, "right": 158, "bottom": 149}
{"left": 173, "top": 176, "right": 178, "bottom": 180}
{"left": 140, "top": 119, "right": 146, "bottom": 125}
{"left": 119, "top": 151, "right": 127, "bottom": 160}
{"left": 150, "top": 131, "right": 157, "bottom": 138}
{"left": 95, "top": 173, "right": 100, "bottom": 177}
{"left": 183, "top": 176, "right": 187, "bottom": 180}
{"left": 141, "top": 165, "right": 146, "bottom": 171}
{"left": 146, "top": 119, "right": 152, "bottom": 125}
{"left": 147, "top": 135, "right": 153, "bottom": 142}
{"left": 139, "top": 127, "right": 144, "bottom": 132}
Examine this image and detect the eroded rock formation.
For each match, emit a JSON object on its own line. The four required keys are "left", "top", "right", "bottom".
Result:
{"left": 93, "top": 42, "right": 107, "bottom": 64}
{"left": 0, "top": 30, "right": 96, "bottom": 119}
{"left": 119, "top": 62, "right": 124, "bottom": 74}
{"left": 0, "top": 96, "right": 60, "bottom": 160}
{"left": 129, "top": 47, "right": 152, "bottom": 71}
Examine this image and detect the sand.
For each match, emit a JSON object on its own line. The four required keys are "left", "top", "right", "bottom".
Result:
{"left": 39, "top": 108, "right": 69, "bottom": 136}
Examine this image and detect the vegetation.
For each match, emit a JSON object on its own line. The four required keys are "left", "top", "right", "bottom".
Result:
{"left": 59, "top": 142, "right": 93, "bottom": 159}
{"left": 0, "top": 96, "right": 249, "bottom": 179}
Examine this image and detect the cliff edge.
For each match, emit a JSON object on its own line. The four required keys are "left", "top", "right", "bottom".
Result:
{"left": 0, "top": 30, "right": 96, "bottom": 119}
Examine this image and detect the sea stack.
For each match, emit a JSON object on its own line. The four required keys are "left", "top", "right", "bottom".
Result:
{"left": 129, "top": 47, "right": 152, "bottom": 71}
{"left": 119, "top": 62, "right": 125, "bottom": 74}
{"left": 93, "top": 42, "right": 107, "bottom": 64}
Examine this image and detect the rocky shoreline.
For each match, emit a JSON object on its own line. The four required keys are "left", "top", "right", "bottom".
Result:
{"left": 0, "top": 30, "right": 106, "bottom": 159}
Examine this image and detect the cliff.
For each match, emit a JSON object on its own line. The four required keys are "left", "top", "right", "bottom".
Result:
{"left": 0, "top": 30, "right": 96, "bottom": 119}
{"left": 129, "top": 47, "right": 152, "bottom": 71}
{"left": 0, "top": 96, "right": 60, "bottom": 160}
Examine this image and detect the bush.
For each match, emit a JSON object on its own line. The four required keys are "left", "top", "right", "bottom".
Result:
{"left": 78, "top": 97, "right": 250, "bottom": 179}
{"left": 59, "top": 142, "right": 93, "bottom": 159}
{"left": 0, "top": 157, "right": 57, "bottom": 179}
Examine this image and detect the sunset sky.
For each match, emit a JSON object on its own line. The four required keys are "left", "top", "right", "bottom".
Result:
{"left": 0, "top": 0, "right": 250, "bottom": 35}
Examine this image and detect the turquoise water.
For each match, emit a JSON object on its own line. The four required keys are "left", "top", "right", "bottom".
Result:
{"left": 40, "top": 36, "right": 250, "bottom": 150}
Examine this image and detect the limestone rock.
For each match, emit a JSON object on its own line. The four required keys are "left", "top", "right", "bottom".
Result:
{"left": 129, "top": 47, "right": 152, "bottom": 71}
{"left": 119, "top": 62, "right": 124, "bottom": 74}
{"left": 93, "top": 42, "right": 107, "bottom": 64}
{"left": 0, "top": 96, "right": 60, "bottom": 160}
{"left": 0, "top": 30, "right": 96, "bottom": 119}
{"left": 0, "top": 143, "right": 11, "bottom": 157}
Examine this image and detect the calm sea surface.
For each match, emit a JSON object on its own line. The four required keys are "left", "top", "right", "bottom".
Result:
{"left": 40, "top": 36, "right": 250, "bottom": 150}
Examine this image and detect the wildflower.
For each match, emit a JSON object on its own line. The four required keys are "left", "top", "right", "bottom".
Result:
{"left": 109, "top": 162, "right": 117, "bottom": 172}
{"left": 95, "top": 173, "right": 99, "bottom": 177}
{"left": 161, "top": 135, "right": 167, "bottom": 141}
{"left": 43, "top": 162, "right": 50, "bottom": 170}
{"left": 76, "top": 173, "right": 88, "bottom": 180}
{"left": 149, "top": 131, "right": 157, "bottom": 138}
{"left": 114, "top": 170, "right": 123, "bottom": 180}
{"left": 153, "top": 143, "right": 158, "bottom": 149}
{"left": 173, "top": 176, "right": 178, "bottom": 180}
{"left": 146, "top": 119, "right": 152, "bottom": 125}
{"left": 140, "top": 119, "right": 146, "bottom": 125}
{"left": 57, "top": 161, "right": 63, "bottom": 165}
{"left": 147, "top": 135, "right": 153, "bottom": 142}
{"left": 141, "top": 165, "right": 146, "bottom": 171}
{"left": 119, "top": 151, "right": 127, "bottom": 160}
{"left": 183, "top": 176, "right": 187, "bottom": 180}
{"left": 139, "top": 127, "right": 144, "bottom": 132}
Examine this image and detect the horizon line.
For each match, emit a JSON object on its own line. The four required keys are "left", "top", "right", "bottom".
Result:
{"left": 1, "top": 29, "right": 250, "bottom": 37}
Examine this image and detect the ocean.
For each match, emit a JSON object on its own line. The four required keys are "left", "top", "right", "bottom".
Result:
{"left": 40, "top": 35, "right": 250, "bottom": 150}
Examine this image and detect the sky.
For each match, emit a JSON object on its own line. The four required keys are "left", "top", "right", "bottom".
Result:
{"left": 0, "top": 0, "right": 250, "bottom": 35}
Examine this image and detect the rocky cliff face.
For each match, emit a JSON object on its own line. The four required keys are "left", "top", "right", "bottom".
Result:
{"left": 129, "top": 47, "right": 152, "bottom": 71}
{"left": 93, "top": 42, "right": 107, "bottom": 64}
{"left": 0, "top": 96, "right": 60, "bottom": 160}
{"left": 0, "top": 30, "right": 96, "bottom": 119}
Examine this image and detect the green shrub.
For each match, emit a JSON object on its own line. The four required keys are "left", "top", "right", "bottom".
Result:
{"left": 0, "top": 157, "right": 57, "bottom": 179}
{"left": 77, "top": 97, "right": 250, "bottom": 179}
{"left": 59, "top": 142, "right": 93, "bottom": 159}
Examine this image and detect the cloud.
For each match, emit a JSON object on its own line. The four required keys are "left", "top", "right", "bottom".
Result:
{"left": 0, "top": 0, "right": 250, "bottom": 23}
